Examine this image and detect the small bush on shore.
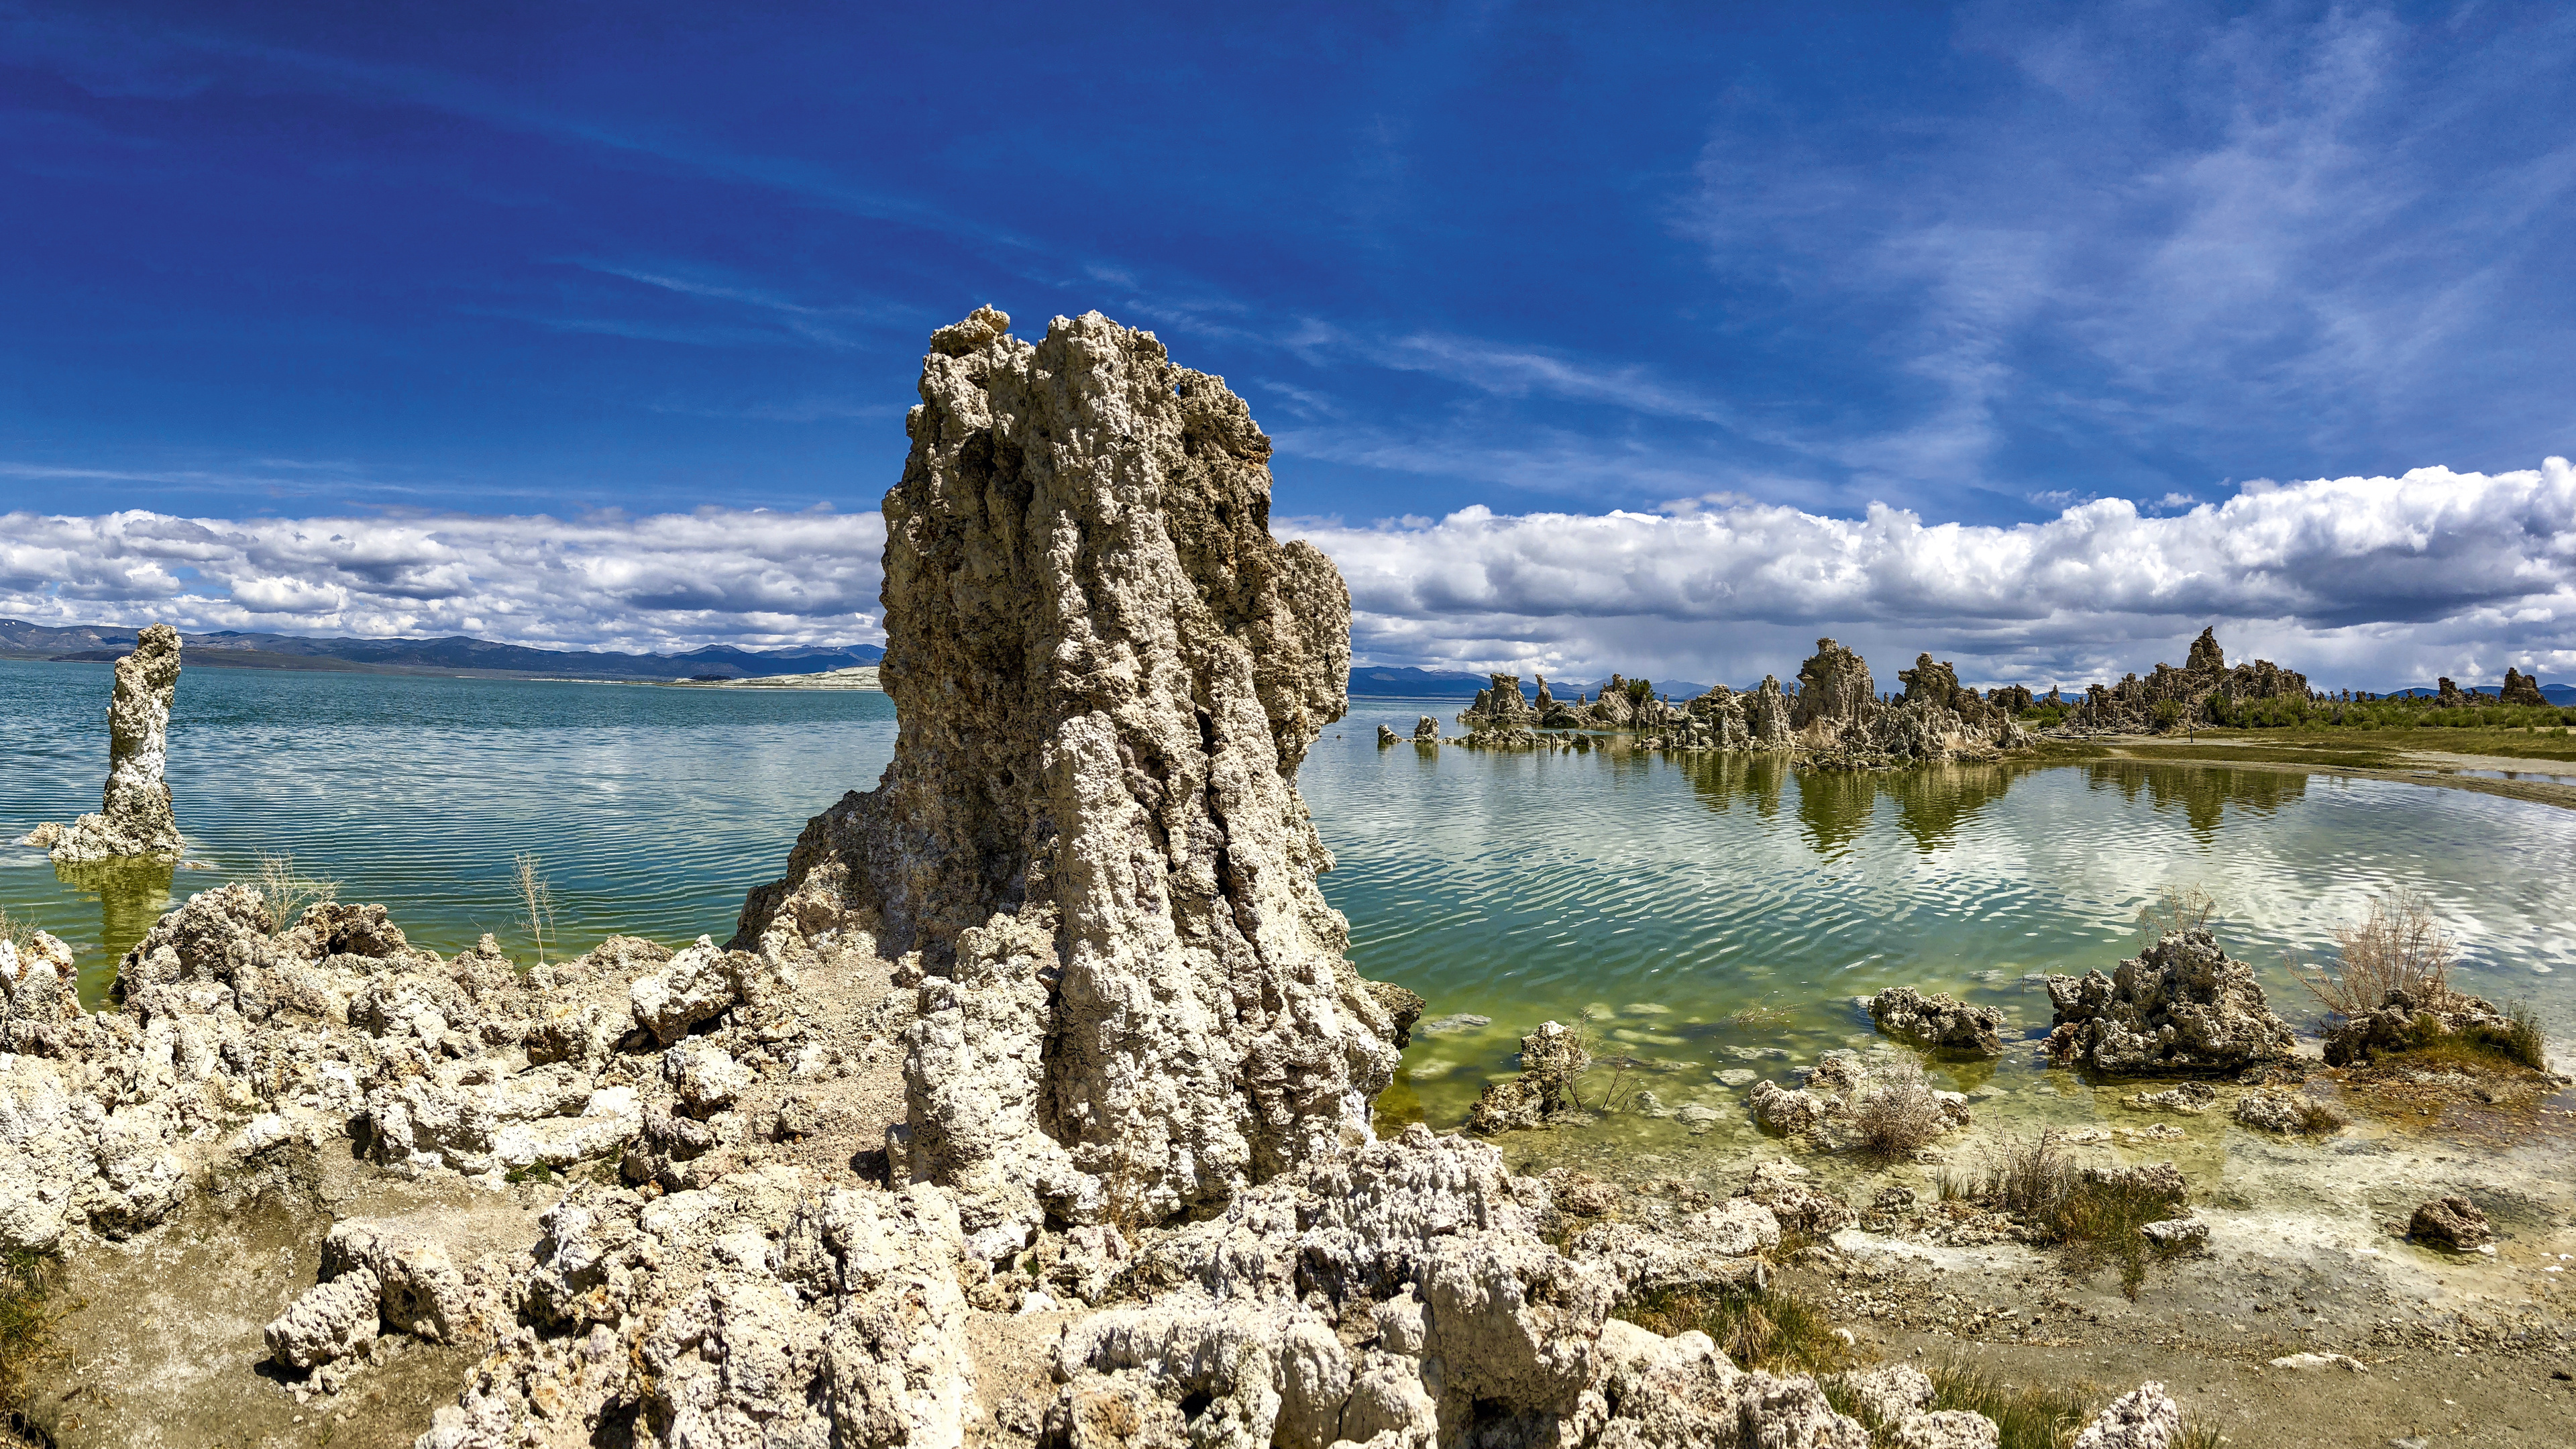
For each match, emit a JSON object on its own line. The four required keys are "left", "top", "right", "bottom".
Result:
{"left": 1612, "top": 1282, "right": 1855, "bottom": 1375}
{"left": 2291, "top": 888, "right": 2452, "bottom": 1015}
{"left": 1849, "top": 1055, "right": 1945, "bottom": 1157}
{"left": 252, "top": 851, "right": 338, "bottom": 935}
{"left": 2500, "top": 1002, "right": 2548, "bottom": 1071}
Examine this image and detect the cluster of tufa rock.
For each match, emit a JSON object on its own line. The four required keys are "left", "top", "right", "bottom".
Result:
{"left": 2042, "top": 928, "right": 2298, "bottom": 1075}
{"left": 4, "top": 310, "right": 2202, "bottom": 1449}
{"left": 1745, "top": 1049, "right": 1972, "bottom": 1148}
{"left": 2065, "top": 627, "right": 2310, "bottom": 735}
{"left": 1454, "top": 639, "right": 2033, "bottom": 769}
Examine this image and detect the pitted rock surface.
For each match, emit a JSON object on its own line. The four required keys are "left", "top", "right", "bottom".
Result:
{"left": 733, "top": 307, "right": 1402, "bottom": 1243}
{"left": 2043, "top": 928, "right": 2296, "bottom": 1075}
{"left": 48, "top": 623, "right": 187, "bottom": 861}
{"left": 1868, "top": 986, "right": 2007, "bottom": 1055}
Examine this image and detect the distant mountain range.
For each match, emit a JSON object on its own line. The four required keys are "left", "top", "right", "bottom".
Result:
{"left": 0, "top": 620, "right": 883, "bottom": 680}
{"left": 2385, "top": 682, "right": 2576, "bottom": 704}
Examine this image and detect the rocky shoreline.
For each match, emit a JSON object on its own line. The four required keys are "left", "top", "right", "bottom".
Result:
{"left": 3, "top": 309, "right": 2569, "bottom": 1449}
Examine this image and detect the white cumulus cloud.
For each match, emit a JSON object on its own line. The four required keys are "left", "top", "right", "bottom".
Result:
{"left": 0, "top": 508, "right": 886, "bottom": 652}
{"left": 6, "top": 461, "right": 2573, "bottom": 689}
{"left": 1289, "top": 459, "right": 2576, "bottom": 690}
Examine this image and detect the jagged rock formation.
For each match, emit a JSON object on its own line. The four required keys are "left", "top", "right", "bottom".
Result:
{"left": 5, "top": 881, "right": 930, "bottom": 1446}
{"left": 1867, "top": 985, "right": 2008, "bottom": 1055}
{"left": 1794, "top": 639, "right": 1876, "bottom": 727}
{"left": 45, "top": 623, "right": 186, "bottom": 861}
{"left": 2500, "top": 667, "right": 2546, "bottom": 706}
{"left": 2434, "top": 677, "right": 2468, "bottom": 706}
{"left": 731, "top": 307, "right": 1402, "bottom": 1254}
{"left": 0, "top": 884, "right": 851, "bottom": 1256}
{"left": 1460, "top": 672, "right": 1540, "bottom": 733}
{"left": 1089, "top": 1125, "right": 1876, "bottom": 1449}
{"left": 1466, "top": 1020, "right": 1591, "bottom": 1134}
{"left": 2043, "top": 929, "right": 2298, "bottom": 1075}
{"left": 2069, "top": 627, "right": 2310, "bottom": 733}
{"left": 1411, "top": 714, "right": 1440, "bottom": 743}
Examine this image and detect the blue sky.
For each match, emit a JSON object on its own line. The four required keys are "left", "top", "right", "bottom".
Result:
{"left": 3, "top": 2, "right": 2575, "bottom": 685}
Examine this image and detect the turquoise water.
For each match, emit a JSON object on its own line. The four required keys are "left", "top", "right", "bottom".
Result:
{"left": 0, "top": 659, "right": 897, "bottom": 998}
{"left": 6, "top": 661, "right": 2571, "bottom": 1137}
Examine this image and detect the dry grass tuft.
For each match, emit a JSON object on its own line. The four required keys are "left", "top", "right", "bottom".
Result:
{"left": 0, "top": 907, "right": 42, "bottom": 955}
{"left": 2291, "top": 888, "right": 2453, "bottom": 1015}
{"left": 1848, "top": 1054, "right": 1945, "bottom": 1157}
{"left": 2134, "top": 884, "right": 2218, "bottom": 944}
{"left": 513, "top": 852, "right": 557, "bottom": 966}
{"left": 252, "top": 851, "right": 338, "bottom": 935}
{"left": 1941, "top": 1131, "right": 2191, "bottom": 1299}
{"left": 1612, "top": 1282, "right": 1855, "bottom": 1376}
{"left": 1920, "top": 1361, "right": 2099, "bottom": 1449}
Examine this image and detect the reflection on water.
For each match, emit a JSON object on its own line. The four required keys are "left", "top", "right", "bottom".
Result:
{"left": 47, "top": 858, "right": 176, "bottom": 995}
{"left": 1, "top": 659, "right": 896, "bottom": 1008}
{"left": 1323, "top": 698, "right": 2576, "bottom": 1144}
{"left": 2084, "top": 761, "right": 2309, "bottom": 839}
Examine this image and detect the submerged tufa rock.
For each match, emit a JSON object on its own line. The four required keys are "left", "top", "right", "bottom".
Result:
{"left": 47, "top": 623, "right": 186, "bottom": 861}
{"left": 733, "top": 307, "right": 1401, "bottom": 1251}
{"left": 1868, "top": 985, "right": 2007, "bottom": 1055}
{"left": 2043, "top": 928, "right": 2297, "bottom": 1075}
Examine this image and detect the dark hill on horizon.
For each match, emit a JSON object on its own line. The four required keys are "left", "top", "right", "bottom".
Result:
{"left": 0, "top": 619, "right": 882, "bottom": 680}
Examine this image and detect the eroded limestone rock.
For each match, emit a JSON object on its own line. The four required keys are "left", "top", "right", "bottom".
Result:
{"left": 48, "top": 624, "right": 187, "bottom": 862}
{"left": 2043, "top": 930, "right": 2296, "bottom": 1075}
{"left": 2070, "top": 1381, "right": 2183, "bottom": 1449}
{"left": 265, "top": 1267, "right": 382, "bottom": 1371}
{"left": 1468, "top": 1020, "right": 1592, "bottom": 1134}
{"left": 733, "top": 308, "right": 1399, "bottom": 1248}
{"left": 1868, "top": 986, "right": 2007, "bottom": 1055}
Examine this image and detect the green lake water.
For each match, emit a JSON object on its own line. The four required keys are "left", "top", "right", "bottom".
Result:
{"left": 6, "top": 661, "right": 2571, "bottom": 1146}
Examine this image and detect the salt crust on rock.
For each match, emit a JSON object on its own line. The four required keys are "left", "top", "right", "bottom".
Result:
{"left": 2070, "top": 1381, "right": 2184, "bottom": 1449}
{"left": 731, "top": 307, "right": 1402, "bottom": 1246}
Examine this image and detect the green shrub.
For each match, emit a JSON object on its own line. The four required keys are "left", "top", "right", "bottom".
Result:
{"left": 1941, "top": 1132, "right": 2190, "bottom": 1299}
{"left": 1921, "top": 1362, "right": 2100, "bottom": 1449}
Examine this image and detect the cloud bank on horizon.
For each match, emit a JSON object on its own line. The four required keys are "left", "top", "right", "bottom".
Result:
{"left": 0, "top": 508, "right": 885, "bottom": 655}
{"left": 8, "top": 458, "right": 2569, "bottom": 688}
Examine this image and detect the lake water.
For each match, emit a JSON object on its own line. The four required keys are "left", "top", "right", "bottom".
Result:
{"left": 7, "top": 660, "right": 2572, "bottom": 1144}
